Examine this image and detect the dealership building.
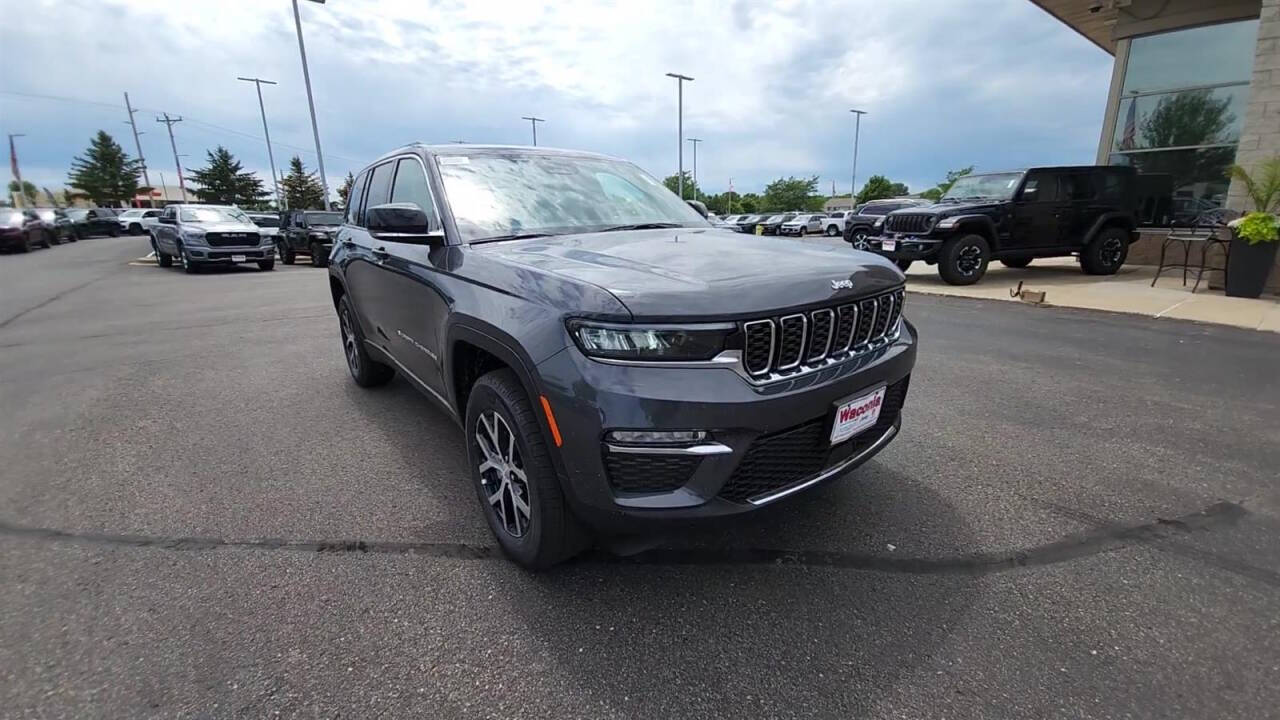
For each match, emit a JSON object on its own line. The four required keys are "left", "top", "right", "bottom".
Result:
{"left": 1033, "top": 0, "right": 1278, "bottom": 288}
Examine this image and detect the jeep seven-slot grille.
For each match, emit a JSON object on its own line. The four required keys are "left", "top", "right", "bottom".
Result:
{"left": 884, "top": 213, "right": 934, "bottom": 235}
{"left": 741, "top": 288, "right": 904, "bottom": 379}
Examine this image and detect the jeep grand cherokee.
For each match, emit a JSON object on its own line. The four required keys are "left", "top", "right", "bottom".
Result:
{"left": 329, "top": 144, "right": 917, "bottom": 568}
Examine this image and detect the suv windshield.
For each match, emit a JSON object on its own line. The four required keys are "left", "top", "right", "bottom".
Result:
{"left": 249, "top": 215, "right": 281, "bottom": 228}
{"left": 435, "top": 152, "right": 707, "bottom": 242}
{"left": 180, "top": 207, "right": 249, "bottom": 223}
{"left": 304, "top": 212, "right": 343, "bottom": 225}
{"left": 942, "top": 172, "right": 1024, "bottom": 201}
{"left": 118, "top": 209, "right": 144, "bottom": 218}
{"left": 65, "top": 209, "right": 88, "bottom": 220}
{"left": 2, "top": 210, "right": 23, "bottom": 227}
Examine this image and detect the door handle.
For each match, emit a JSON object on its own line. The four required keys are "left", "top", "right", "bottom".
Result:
{"left": 372, "top": 246, "right": 390, "bottom": 260}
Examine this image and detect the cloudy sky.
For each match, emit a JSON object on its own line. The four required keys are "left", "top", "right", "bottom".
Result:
{"left": 0, "top": 0, "right": 1112, "bottom": 200}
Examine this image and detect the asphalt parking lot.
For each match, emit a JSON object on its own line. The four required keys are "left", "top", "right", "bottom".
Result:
{"left": 2, "top": 236, "right": 1278, "bottom": 719}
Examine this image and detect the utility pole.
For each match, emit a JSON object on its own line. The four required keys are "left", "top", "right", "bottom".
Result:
{"left": 237, "top": 77, "right": 282, "bottom": 209}
{"left": 123, "top": 93, "right": 153, "bottom": 206}
{"left": 686, "top": 137, "right": 702, "bottom": 201}
{"left": 849, "top": 109, "right": 867, "bottom": 202}
{"left": 7, "top": 133, "right": 24, "bottom": 206}
{"left": 156, "top": 114, "right": 186, "bottom": 202}
{"left": 666, "top": 73, "right": 693, "bottom": 199}
{"left": 519, "top": 116, "right": 544, "bottom": 146}
{"left": 292, "top": 0, "right": 331, "bottom": 209}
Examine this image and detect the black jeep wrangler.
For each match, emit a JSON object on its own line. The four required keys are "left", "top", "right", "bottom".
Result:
{"left": 870, "top": 166, "right": 1139, "bottom": 285}
{"left": 277, "top": 210, "right": 344, "bottom": 267}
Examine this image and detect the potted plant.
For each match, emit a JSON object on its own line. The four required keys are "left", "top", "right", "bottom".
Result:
{"left": 1226, "top": 157, "right": 1280, "bottom": 298}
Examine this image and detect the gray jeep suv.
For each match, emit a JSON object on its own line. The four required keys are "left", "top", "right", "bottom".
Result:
{"left": 151, "top": 204, "right": 276, "bottom": 273}
{"left": 330, "top": 144, "right": 917, "bottom": 568}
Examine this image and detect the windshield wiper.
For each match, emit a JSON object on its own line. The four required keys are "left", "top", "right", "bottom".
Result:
{"left": 470, "top": 232, "right": 558, "bottom": 244}
{"left": 596, "top": 222, "right": 684, "bottom": 232}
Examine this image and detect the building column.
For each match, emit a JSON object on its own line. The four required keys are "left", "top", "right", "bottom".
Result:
{"left": 1227, "top": 0, "right": 1280, "bottom": 213}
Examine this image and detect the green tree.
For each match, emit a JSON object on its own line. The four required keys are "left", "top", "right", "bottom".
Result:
{"left": 888, "top": 182, "right": 909, "bottom": 196}
{"left": 187, "top": 146, "right": 268, "bottom": 206}
{"left": 1137, "top": 89, "right": 1237, "bottom": 194}
{"left": 855, "top": 175, "right": 896, "bottom": 203}
{"left": 337, "top": 171, "right": 356, "bottom": 207}
{"left": 920, "top": 166, "right": 975, "bottom": 201}
{"left": 738, "top": 192, "right": 761, "bottom": 213}
{"left": 7, "top": 180, "right": 38, "bottom": 206}
{"left": 760, "top": 175, "right": 823, "bottom": 212}
{"left": 280, "top": 155, "right": 326, "bottom": 210}
{"left": 66, "top": 131, "right": 142, "bottom": 205}
{"left": 662, "top": 171, "right": 700, "bottom": 200}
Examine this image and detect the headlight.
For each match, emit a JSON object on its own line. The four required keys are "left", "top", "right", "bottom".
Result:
{"left": 873, "top": 217, "right": 884, "bottom": 227}
{"left": 936, "top": 217, "right": 958, "bottom": 228}
{"left": 568, "top": 320, "right": 734, "bottom": 361}
{"left": 182, "top": 229, "right": 206, "bottom": 243}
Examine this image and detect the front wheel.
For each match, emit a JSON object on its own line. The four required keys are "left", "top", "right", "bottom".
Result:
{"left": 1081, "top": 228, "right": 1129, "bottom": 275}
{"left": 850, "top": 229, "right": 870, "bottom": 250}
{"left": 109, "top": 227, "right": 120, "bottom": 237}
{"left": 466, "top": 369, "right": 588, "bottom": 569}
{"left": 825, "top": 225, "right": 839, "bottom": 237}
{"left": 40, "top": 231, "right": 53, "bottom": 249}
{"left": 179, "top": 243, "right": 199, "bottom": 274}
{"left": 278, "top": 241, "right": 296, "bottom": 265}
{"left": 310, "top": 242, "right": 327, "bottom": 268}
{"left": 938, "top": 234, "right": 990, "bottom": 285}
{"left": 128, "top": 223, "right": 143, "bottom": 235}
{"left": 895, "top": 259, "right": 913, "bottom": 272}
{"left": 257, "top": 259, "right": 275, "bottom": 271}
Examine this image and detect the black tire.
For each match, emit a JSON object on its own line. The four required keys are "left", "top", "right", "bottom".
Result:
{"left": 40, "top": 231, "right": 53, "bottom": 249}
{"left": 337, "top": 295, "right": 394, "bottom": 388}
{"left": 310, "top": 242, "right": 327, "bottom": 268}
{"left": 1081, "top": 227, "right": 1129, "bottom": 275}
{"left": 178, "top": 243, "right": 199, "bottom": 274}
{"left": 825, "top": 225, "right": 839, "bottom": 237}
{"left": 466, "top": 369, "right": 588, "bottom": 569}
{"left": 109, "top": 227, "right": 120, "bottom": 237}
{"left": 1000, "top": 257, "right": 1033, "bottom": 269}
{"left": 18, "top": 234, "right": 32, "bottom": 253}
{"left": 938, "top": 234, "right": 990, "bottom": 285}
{"left": 849, "top": 229, "right": 870, "bottom": 250}
{"left": 895, "top": 259, "right": 913, "bottom": 272}
{"left": 128, "top": 223, "right": 142, "bottom": 235}
{"left": 156, "top": 248, "right": 172, "bottom": 268}
{"left": 278, "top": 241, "right": 296, "bottom": 265}
{"left": 258, "top": 259, "right": 275, "bottom": 271}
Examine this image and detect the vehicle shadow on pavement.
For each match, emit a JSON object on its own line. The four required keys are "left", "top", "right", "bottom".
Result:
{"left": 509, "top": 467, "right": 985, "bottom": 717}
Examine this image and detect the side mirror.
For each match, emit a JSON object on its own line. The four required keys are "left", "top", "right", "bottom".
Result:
{"left": 366, "top": 203, "right": 444, "bottom": 246}
{"left": 686, "top": 199, "right": 709, "bottom": 218}
{"left": 158, "top": 216, "right": 175, "bottom": 225}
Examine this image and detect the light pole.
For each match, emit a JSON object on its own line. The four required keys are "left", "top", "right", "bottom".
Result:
{"left": 7, "top": 133, "right": 25, "bottom": 206}
{"left": 666, "top": 72, "right": 693, "bottom": 199}
{"left": 686, "top": 137, "right": 702, "bottom": 201}
{"left": 849, "top": 109, "right": 866, "bottom": 204}
{"left": 238, "top": 77, "right": 283, "bottom": 209}
{"left": 123, "top": 93, "right": 154, "bottom": 206}
{"left": 292, "top": 0, "right": 330, "bottom": 209}
{"left": 520, "top": 116, "right": 544, "bottom": 146}
{"left": 156, "top": 114, "right": 187, "bottom": 201}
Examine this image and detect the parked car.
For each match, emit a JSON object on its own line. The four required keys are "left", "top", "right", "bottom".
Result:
{"left": 844, "top": 199, "right": 929, "bottom": 249}
{"left": 329, "top": 144, "right": 915, "bottom": 568}
{"left": 721, "top": 214, "right": 742, "bottom": 225}
{"left": 871, "top": 165, "right": 1139, "bottom": 284}
{"left": 277, "top": 209, "right": 344, "bottom": 266}
{"left": 780, "top": 213, "right": 827, "bottom": 236}
{"left": 732, "top": 214, "right": 764, "bottom": 233}
{"left": 756, "top": 212, "right": 797, "bottom": 235}
{"left": 151, "top": 204, "right": 275, "bottom": 273}
{"left": 115, "top": 208, "right": 164, "bottom": 235}
{"left": 246, "top": 212, "right": 282, "bottom": 241}
{"left": 33, "top": 208, "right": 76, "bottom": 244}
{"left": 64, "top": 208, "right": 121, "bottom": 238}
{"left": 0, "top": 209, "right": 53, "bottom": 252}
{"left": 822, "top": 210, "right": 852, "bottom": 236}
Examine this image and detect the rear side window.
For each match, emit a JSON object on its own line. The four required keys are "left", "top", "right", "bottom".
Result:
{"left": 1061, "top": 174, "right": 1095, "bottom": 201}
{"left": 346, "top": 174, "right": 368, "bottom": 226}
{"left": 1022, "top": 172, "right": 1060, "bottom": 202}
{"left": 1096, "top": 172, "right": 1126, "bottom": 201}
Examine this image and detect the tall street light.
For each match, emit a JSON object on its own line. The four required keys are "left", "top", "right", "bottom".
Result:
{"left": 686, "top": 137, "right": 702, "bottom": 201}
{"left": 520, "top": 116, "right": 545, "bottom": 146}
{"left": 238, "top": 77, "right": 283, "bottom": 209}
{"left": 292, "top": 0, "right": 330, "bottom": 209}
{"left": 666, "top": 72, "right": 693, "bottom": 199}
{"left": 849, "top": 109, "right": 867, "bottom": 204}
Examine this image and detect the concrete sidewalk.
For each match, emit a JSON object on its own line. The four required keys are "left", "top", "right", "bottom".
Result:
{"left": 902, "top": 258, "right": 1280, "bottom": 333}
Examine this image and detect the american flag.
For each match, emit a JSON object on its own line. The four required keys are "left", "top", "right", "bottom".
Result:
{"left": 1119, "top": 97, "right": 1137, "bottom": 151}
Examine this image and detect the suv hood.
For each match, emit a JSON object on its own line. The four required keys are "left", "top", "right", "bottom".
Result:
{"left": 187, "top": 221, "right": 262, "bottom": 233}
{"left": 475, "top": 228, "right": 904, "bottom": 319}
{"left": 892, "top": 200, "right": 1003, "bottom": 217}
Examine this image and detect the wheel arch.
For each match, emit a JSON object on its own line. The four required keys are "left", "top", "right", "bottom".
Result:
{"left": 948, "top": 216, "right": 999, "bottom": 249}
{"left": 1084, "top": 212, "right": 1137, "bottom": 244}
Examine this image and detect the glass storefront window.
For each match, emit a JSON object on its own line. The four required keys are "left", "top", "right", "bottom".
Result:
{"left": 1122, "top": 19, "right": 1259, "bottom": 94}
{"left": 1109, "top": 19, "right": 1259, "bottom": 225}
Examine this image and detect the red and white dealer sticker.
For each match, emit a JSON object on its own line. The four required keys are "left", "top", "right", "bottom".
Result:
{"left": 830, "top": 386, "right": 886, "bottom": 445}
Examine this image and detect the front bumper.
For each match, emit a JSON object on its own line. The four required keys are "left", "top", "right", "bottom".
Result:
{"left": 870, "top": 236, "right": 944, "bottom": 262}
{"left": 187, "top": 246, "right": 275, "bottom": 264}
{"left": 779, "top": 226, "right": 805, "bottom": 236}
{"left": 535, "top": 322, "right": 917, "bottom": 532}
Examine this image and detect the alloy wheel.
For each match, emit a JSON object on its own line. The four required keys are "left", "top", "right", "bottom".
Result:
{"left": 475, "top": 411, "right": 531, "bottom": 538}
{"left": 957, "top": 244, "right": 983, "bottom": 275}
{"left": 339, "top": 306, "right": 360, "bottom": 375}
{"left": 1099, "top": 237, "right": 1124, "bottom": 269}
{"left": 852, "top": 231, "right": 869, "bottom": 250}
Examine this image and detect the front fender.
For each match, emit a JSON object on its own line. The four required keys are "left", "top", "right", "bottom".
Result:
{"left": 946, "top": 215, "right": 1000, "bottom": 247}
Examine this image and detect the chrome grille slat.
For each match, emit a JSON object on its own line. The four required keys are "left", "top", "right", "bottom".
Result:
{"left": 739, "top": 288, "right": 904, "bottom": 381}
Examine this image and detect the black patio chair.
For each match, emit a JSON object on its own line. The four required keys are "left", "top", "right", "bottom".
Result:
{"left": 1151, "top": 208, "right": 1238, "bottom": 293}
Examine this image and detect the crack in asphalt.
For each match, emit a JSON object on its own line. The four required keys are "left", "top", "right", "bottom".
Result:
{"left": 0, "top": 502, "right": 1257, "bottom": 578}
